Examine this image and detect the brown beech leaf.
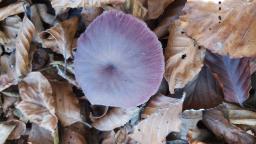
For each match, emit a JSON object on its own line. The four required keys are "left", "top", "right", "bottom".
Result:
{"left": 146, "top": 0, "right": 175, "bottom": 19}
{"left": 81, "top": 7, "right": 103, "bottom": 26}
{"left": 15, "top": 15, "right": 36, "bottom": 77}
{"left": 0, "top": 123, "right": 15, "bottom": 144}
{"left": 51, "top": 81, "right": 82, "bottom": 127}
{"left": 129, "top": 97, "right": 184, "bottom": 144}
{"left": 203, "top": 105, "right": 256, "bottom": 144}
{"left": 62, "top": 122, "right": 87, "bottom": 144}
{"left": 92, "top": 107, "right": 139, "bottom": 131}
{"left": 0, "top": 54, "right": 16, "bottom": 91}
{"left": 165, "top": 21, "right": 205, "bottom": 93}
{"left": 6, "top": 119, "right": 26, "bottom": 140}
{"left": 122, "top": 0, "right": 148, "bottom": 19}
{"left": 40, "top": 16, "right": 78, "bottom": 59}
{"left": 0, "top": 1, "right": 28, "bottom": 21}
{"left": 16, "top": 72, "right": 58, "bottom": 132}
{"left": 183, "top": 66, "right": 224, "bottom": 110}
{"left": 205, "top": 51, "right": 251, "bottom": 105}
{"left": 180, "top": 0, "right": 256, "bottom": 58}
{"left": 28, "top": 124, "right": 55, "bottom": 144}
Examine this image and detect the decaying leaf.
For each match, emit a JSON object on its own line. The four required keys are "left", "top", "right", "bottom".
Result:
{"left": 16, "top": 72, "right": 58, "bottom": 132}
{"left": 90, "top": 105, "right": 109, "bottom": 121}
{"left": 0, "top": 54, "right": 16, "bottom": 91}
{"left": 5, "top": 119, "right": 26, "bottom": 140}
{"left": 129, "top": 97, "right": 184, "bottom": 144}
{"left": 202, "top": 104, "right": 256, "bottom": 144}
{"left": 81, "top": 7, "right": 103, "bottom": 26}
{"left": 28, "top": 124, "right": 55, "bottom": 144}
{"left": 205, "top": 51, "right": 251, "bottom": 105}
{"left": 0, "top": 122, "right": 16, "bottom": 144}
{"left": 62, "top": 122, "right": 87, "bottom": 144}
{"left": 165, "top": 21, "right": 205, "bottom": 93}
{"left": 52, "top": 81, "right": 82, "bottom": 127}
{"left": 35, "top": 4, "right": 56, "bottom": 25}
{"left": 180, "top": 0, "right": 256, "bottom": 58}
{"left": 122, "top": 0, "right": 148, "bottom": 19}
{"left": 0, "top": 1, "right": 28, "bottom": 21}
{"left": 183, "top": 66, "right": 224, "bottom": 110}
{"left": 15, "top": 15, "right": 36, "bottom": 77}
{"left": 92, "top": 107, "right": 139, "bottom": 131}
{"left": 146, "top": 0, "right": 175, "bottom": 19}
{"left": 40, "top": 16, "right": 78, "bottom": 59}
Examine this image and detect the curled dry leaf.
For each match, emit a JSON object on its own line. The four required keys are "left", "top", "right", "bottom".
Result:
{"left": 52, "top": 81, "right": 82, "bottom": 127}
{"left": 62, "top": 122, "right": 87, "bottom": 144}
{"left": 0, "top": 122, "right": 15, "bottom": 144}
{"left": 146, "top": 0, "right": 175, "bottom": 19}
{"left": 36, "top": 4, "right": 56, "bottom": 25}
{"left": 180, "top": 0, "right": 256, "bottom": 58}
{"left": 205, "top": 51, "right": 251, "bottom": 105}
{"left": 183, "top": 66, "right": 224, "bottom": 110}
{"left": 122, "top": 0, "right": 148, "bottom": 19}
{"left": 16, "top": 72, "right": 58, "bottom": 132}
{"left": 165, "top": 21, "right": 205, "bottom": 93}
{"left": 28, "top": 124, "right": 55, "bottom": 144}
{"left": 5, "top": 119, "right": 26, "bottom": 140}
{"left": 81, "top": 7, "right": 103, "bottom": 26}
{"left": 129, "top": 97, "right": 184, "bottom": 144}
{"left": 51, "top": 0, "right": 125, "bottom": 12}
{"left": 0, "top": 1, "right": 27, "bottom": 21}
{"left": 40, "top": 16, "right": 78, "bottom": 59}
{"left": 15, "top": 15, "right": 36, "bottom": 77}
{"left": 202, "top": 105, "right": 256, "bottom": 144}
{"left": 92, "top": 107, "right": 139, "bottom": 131}
{"left": 0, "top": 54, "right": 16, "bottom": 91}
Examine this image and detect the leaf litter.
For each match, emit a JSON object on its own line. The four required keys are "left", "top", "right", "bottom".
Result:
{"left": 0, "top": 0, "right": 256, "bottom": 144}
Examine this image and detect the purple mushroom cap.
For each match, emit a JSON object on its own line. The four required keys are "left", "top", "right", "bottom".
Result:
{"left": 74, "top": 11, "right": 164, "bottom": 108}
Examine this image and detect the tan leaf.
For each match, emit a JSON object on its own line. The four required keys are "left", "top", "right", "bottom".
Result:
{"left": 0, "top": 122, "right": 15, "bottom": 144}
{"left": 165, "top": 21, "right": 205, "bottom": 93}
{"left": 40, "top": 17, "right": 78, "bottom": 59}
{"left": 28, "top": 124, "right": 55, "bottom": 144}
{"left": 146, "top": 0, "right": 175, "bottom": 19}
{"left": 6, "top": 119, "right": 26, "bottom": 140}
{"left": 15, "top": 15, "right": 36, "bottom": 77}
{"left": 16, "top": 72, "right": 58, "bottom": 132}
{"left": 35, "top": 4, "right": 56, "bottom": 25}
{"left": 62, "top": 122, "right": 87, "bottom": 144}
{"left": 52, "top": 81, "right": 82, "bottom": 127}
{"left": 180, "top": 0, "right": 256, "bottom": 58}
{"left": 92, "top": 107, "right": 139, "bottom": 131}
{"left": 0, "top": 54, "right": 16, "bottom": 91}
{"left": 0, "top": 1, "right": 28, "bottom": 21}
{"left": 81, "top": 7, "right": 103, "bottom": 26}
{"left": 122, "top": 0, "right": 148, "bottom": 19}
{"left": 129, "top": 97, "right": 184, "bottom": 144}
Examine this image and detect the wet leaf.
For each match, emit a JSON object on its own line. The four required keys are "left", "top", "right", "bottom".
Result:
{"left": 205, "top": 51, "right": 251, "bottom": 105}
{"left": 16, "top": 72, "right": 58, "bottom": 132}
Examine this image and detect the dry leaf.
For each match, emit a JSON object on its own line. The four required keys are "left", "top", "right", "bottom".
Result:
{"left": 51, "top": 81, "right": 82, "bottom": 127}
{"left": 16, "top": 72, "right": 58, "bottom": 132}
{"left": 15, "top": 15, "right": 36, "bottom": 77}
{"left": 6, "top": 119, "right": 26, "bottom": 140}
{"left": 205, "top": 51, "right": 251, "bottom": 105}
{"left": 2, "top": 95, "right": 17, "bottom": 113}
{"left": 81, "top": 7, "right": 103, "bottom": 26}
{"left": 165, "top": 21, "right": 205, "bottom": 93}
{"left": 180, "top": 0, "right": 256, "bottom": 58}
{"left": 92, "top": 107, "right": 139, "bottom": 131}
{"left": 28, "top": 124, "right": 55, "bottom": 144}
{"left": 0, "top": 1, "right": 28, "bottom": 21}
{"left": 36, "top": 4, "right": 56, "bottom": 25}
{"left": 122, "top": 0, "right": 148, "bottom": 19}
{"left": 183, "top": 66, "right": 224, "bottom": 110}
{"left": 202, "top": 105, "right": 256, "bottom": 144}
{"left": 129, "top": 97, "right": 184, "bottom": 144}
{"left": 40, "top": 16, "right": 78, "bottom": 59}
{"left": 62, "top": 122, "right": 87, "bottom": 144}
{"left": 0, "top": 122, "right": 16, "bottom": 144}
{"left": 90, "top": 105, "right": 109, "bottom": 121}
{"left": 146, "top": 0, "right": 174, "bottom": 19}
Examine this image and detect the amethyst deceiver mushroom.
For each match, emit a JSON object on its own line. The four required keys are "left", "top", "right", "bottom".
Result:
{"left": 74, "top": 11, "right": 164, "bottom": 108}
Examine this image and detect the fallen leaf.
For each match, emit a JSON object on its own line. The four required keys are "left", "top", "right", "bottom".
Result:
{"left": 165, "top": 21, "right": 205, "bottom": 93}
{"left": 62, "top": 122, "right": 87, "bottom": 144}
{"left": 36, "top": 4, "right": 56, "bottom": 25}
{"left": 15, "top": 15, "right": 36, "bottom": 77}
{"left": 90, "top": 105, "right": 109, "bottom": 121}
{"left": 0, "top": 54, "right": 16, "bottom": 91}
{"left": 6, "top": 119, "right": 26, "bottom": 140}
{"left": 0, "top": 122, "right": 16, "bottom": 144}
{"left": 205, "top": 50, "right": 251, "bottom": 105}
{"left": 122, "top": 0, "right": 148, "bottom": 19}
{"left": 129, "top": 97, "right": 184, "bottom": 144}
{"left": 0, "top": 1, "right": 28, "bottom": 21}
{"left": 81, "top": 7, "right": 103, "bottom": 26}
{"left": 183, "top": 66, "right": 224, "bottom": 110}
{"left": 2, "top": 95, "right": 17, "bottom": 113}
{"left": 51, "top": 81, "right": 82, "bottom": 127}
{"left": 16, "top": 72, "right": 58, "bottom": 132}
{"left": 28, "top": 124, "right": 55, "bottom": 144}
{"left": 32, "top": 48, "right": 49, "bottom": 71}
{"left": 146, "top": 0, "right": 175, "bottom": 19}
{"left": 180, "top": 0, "right": 256, "bottom": 58}
{"left": 92, "top": 107, "right": 139, "bottom": 131}
{"left": 40, "top": 16, "right": 79, "bottom": 59}
{"left": 202, "top": 104, "right": 256, "bottom": 144}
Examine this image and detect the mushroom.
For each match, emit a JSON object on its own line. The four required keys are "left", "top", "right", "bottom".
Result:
{"left": 74, "top": 10, "right": 164, "bottom": 108}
